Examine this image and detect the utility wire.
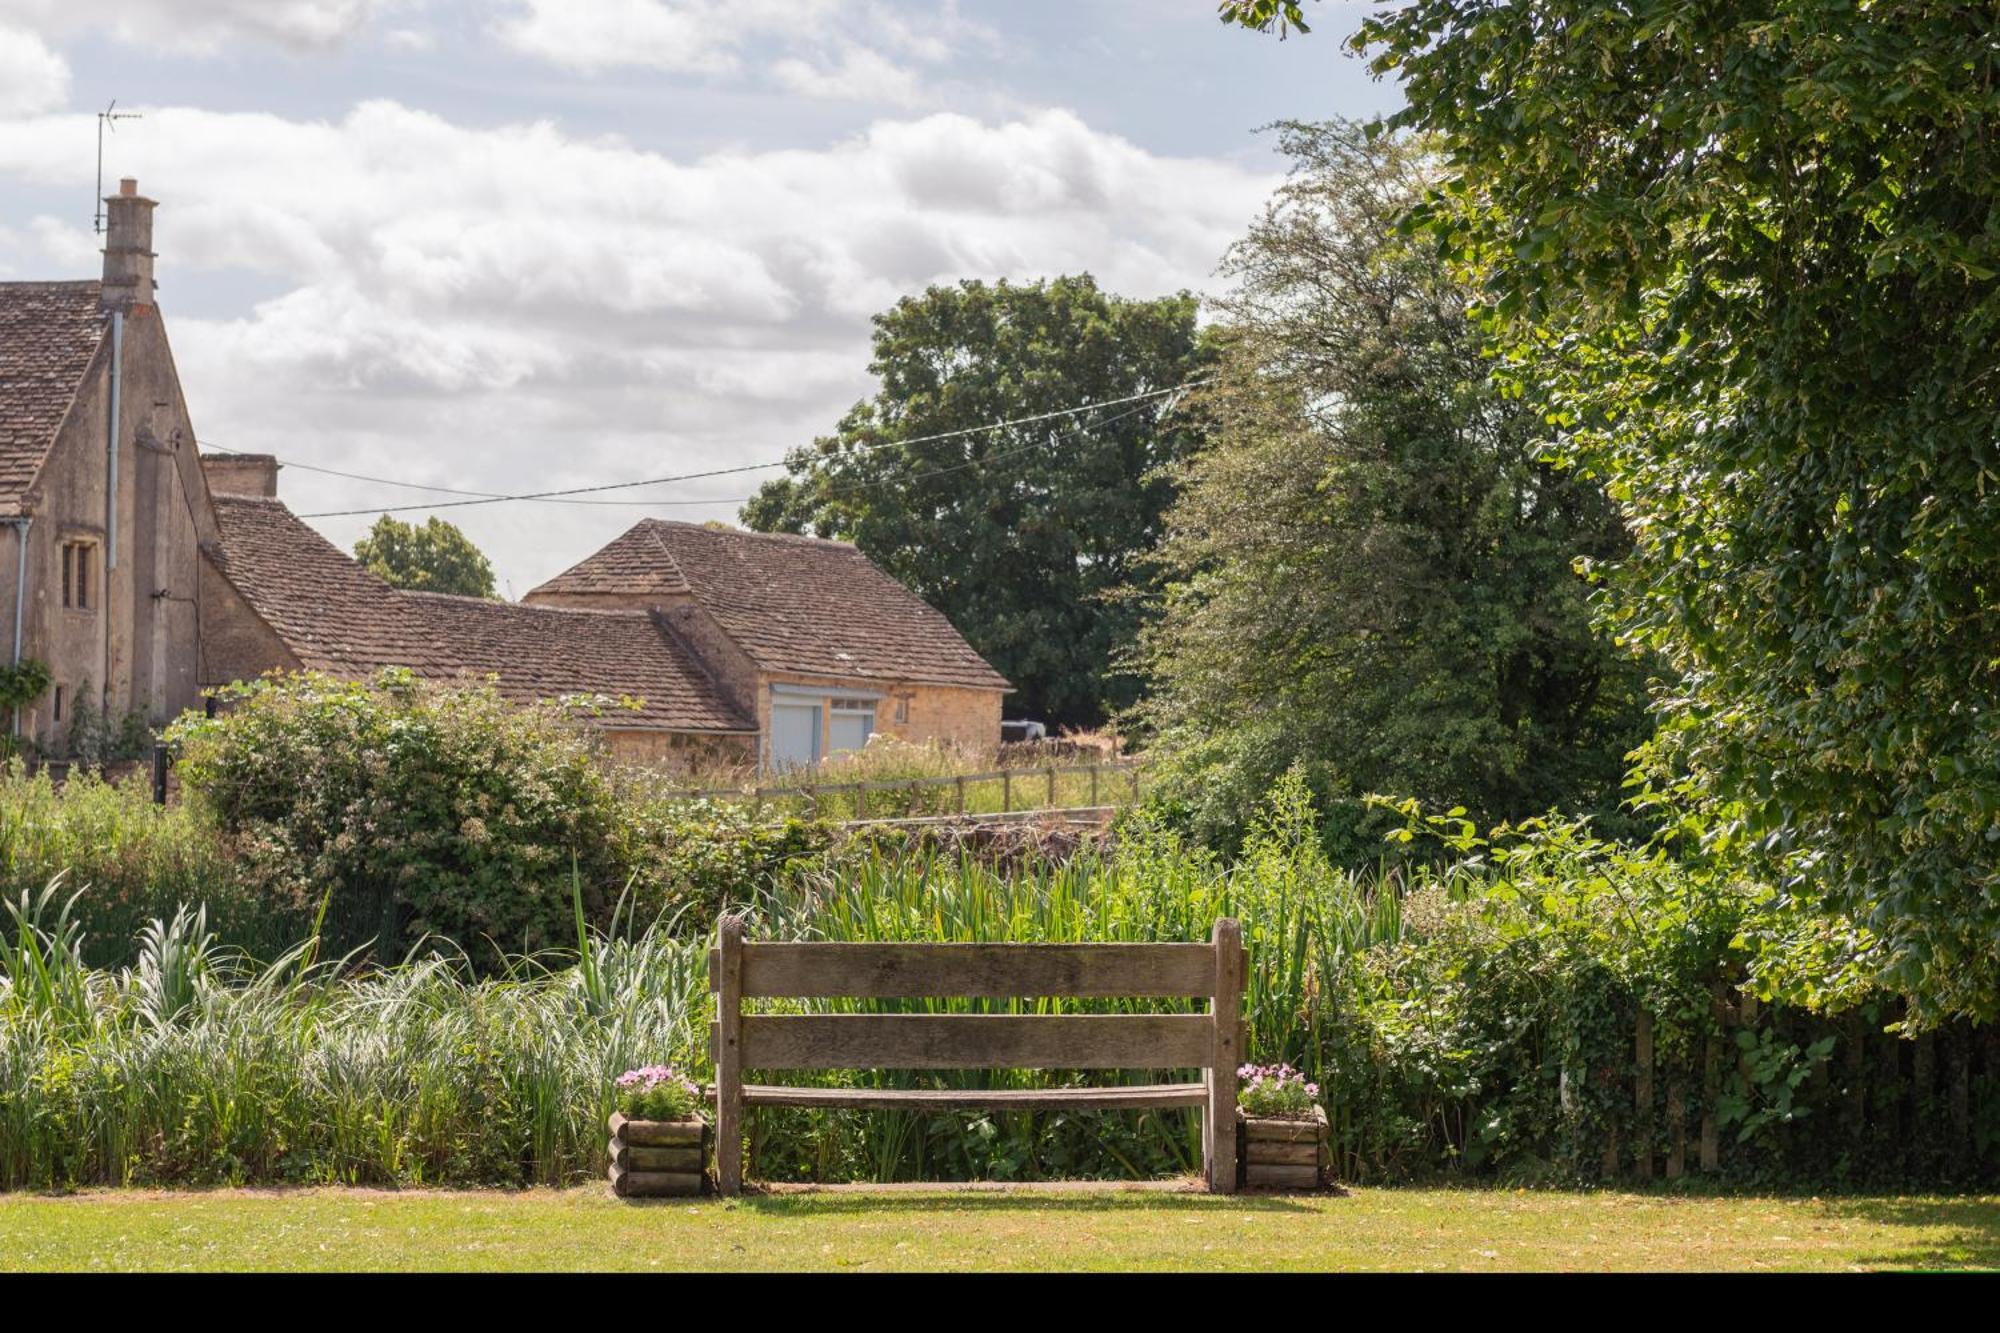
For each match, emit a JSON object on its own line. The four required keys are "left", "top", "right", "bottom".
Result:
{"left": 199, "top": 376, "right": 1208, "bottom": 519}
{"left": 212, "top": 399, "right": 1163, "bottom": 520}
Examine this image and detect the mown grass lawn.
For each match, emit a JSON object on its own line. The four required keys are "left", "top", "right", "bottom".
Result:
{"left": 3, "top": 1183, "right": 1997, "bottom": 1272}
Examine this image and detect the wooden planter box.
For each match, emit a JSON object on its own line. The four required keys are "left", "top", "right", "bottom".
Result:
{"left": 608, "top": 1112, "right": 708, "bottom": 1198}
{"left": 1238, "top": 1104, "right": 1329, "bottom": 1191}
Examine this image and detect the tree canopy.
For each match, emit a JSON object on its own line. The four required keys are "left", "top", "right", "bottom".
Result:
{"left": 354, "top": 515, "right": 498, "bottom": 599}
{"left": 742, "top": 275, "right": 1211, "bottom": 728}
{"left": 1138, "top": 121, "right": 1652, "bottom": 856}
{"left": 1340, "top": 1, "right": 2000, "bottom": 1019}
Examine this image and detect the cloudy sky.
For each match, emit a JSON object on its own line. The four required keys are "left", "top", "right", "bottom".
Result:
{"left": 0, "top": 1, "right": 1398, "bottom": 595}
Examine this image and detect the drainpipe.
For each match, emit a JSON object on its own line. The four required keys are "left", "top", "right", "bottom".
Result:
{"left": 107, "top": 310, "right": 122, "bottom": 571}
{"left": 8, "top": 516, "right": 28, "bottom": 738}
{"left": 103, "top": 309, "right": 123, "bottom": 713}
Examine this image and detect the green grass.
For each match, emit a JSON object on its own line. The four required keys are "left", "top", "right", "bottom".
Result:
{"left": 2, "top": 1185, "right": 1996, "bottom": 1271}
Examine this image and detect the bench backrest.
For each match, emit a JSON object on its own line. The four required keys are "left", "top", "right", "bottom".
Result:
{"left": 707, "top": 933, "right": 1243, "bottom": 1071}
{"left": 706, "top": 915, "right": 1246, "bottom": 1193}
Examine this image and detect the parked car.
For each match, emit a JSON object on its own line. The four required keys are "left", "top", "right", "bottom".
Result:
{"left": 1000, "top": 719, "right": 1047, "bottom": 744}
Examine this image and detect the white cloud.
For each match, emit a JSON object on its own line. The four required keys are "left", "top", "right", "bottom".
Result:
{"left": 772, "top": 44, "right": 928, "bottom": 109}
{"left": 494, "top": 0, "right": 984, "bottom": 108}
{"left": 0, "top": 0, "right": 396, "bottom": 53}
{"left": 0, "top": 23, "right": 66, "bottom": 114}
{"left": 0, "top": 99, "right": 1273, "bottom": 590}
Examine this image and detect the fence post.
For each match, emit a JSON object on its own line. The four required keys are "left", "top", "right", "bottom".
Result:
{"left": 1699, "top": 981, "right": 1725, "bottom": 1172}
{"left": 1634, "top": 1008, "right": 1655, "bottom": 1180}
{"left": 955, "top": 775, "right": 966, "bottom": 815}
{"left": 856, "top": 783, "right": 867, "bottom": 821}
{"left": 1002, "top": 771, "right": 1011, "bottom": 813}
{"left": 1089, "top": 765, "right": 1099, "bottom": 808}
{"left": 714, "top": 914, "right": 745, "bottom": 1197}
{"left": 1046, "top": 766, "right": 1056, "bottom": 808}
{"left": 1206, "top": 917, "right": 1244, "bottom": 1194}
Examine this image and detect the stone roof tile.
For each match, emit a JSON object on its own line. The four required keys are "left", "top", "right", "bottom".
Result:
{"left": 0, "top": 282, "right": 105, "bottom": 507}
{"left": 529, "top": 519, "right": 1010, "bottom": 692}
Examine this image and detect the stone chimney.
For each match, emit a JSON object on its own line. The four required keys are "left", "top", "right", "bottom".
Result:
{"left": 201, "top": 453, "right": 281, "bottom": 498}
{"left": 101, "top": 178, "right": 157, "bottom": 309}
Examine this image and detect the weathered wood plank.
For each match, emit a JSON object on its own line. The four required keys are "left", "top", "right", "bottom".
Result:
{"left": 608, "top": 1113, "right": 702, "bottom": 1147}
{"left": 610, "top": 1164, "right": 703, "bottom": 1198}
{"left": 1244, "top": 1163, "right": 1319, "bottom": 1189}
{"left": 1244, "top": 1140, "right": 1319, "bottom": 1167}
{"left": 1634, "top": 1008, "right": 1655, "bottom": 1181}
{"left": 714, "top": 914, "right": 745, "bottom": 1198}
{"left": 1206, "top": 918, "right": 1243, "bottom": 1195}
{"left": 711, "top": 942, "right": 1217, "bottom": 998}
{"left": 611, "top": 1143, "right": 704, "bottom": 1173}
{"left": 740, "top": 1082, "right": 1206, "bottom": 1111}
{"left": 735, "top": 1013, "right": 1212, "bottom": 1070}
{"left": 1243, "top": 1118, "right": 1323, "bottom": 1143}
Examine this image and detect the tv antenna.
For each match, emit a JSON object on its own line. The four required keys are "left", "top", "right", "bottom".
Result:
{"left": 94, "top": 100, "right": 142, "bottom": 234}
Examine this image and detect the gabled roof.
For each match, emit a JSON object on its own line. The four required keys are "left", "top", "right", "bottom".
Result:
{"left": 0, "top": 281, "right": 105, "bottom": 510}
{"left": 208, "top": 492, "right": 753, "bottom": 733}
{"left": 403, "top": 592, "right": 752, "bottom": 733}
{"left": 528, "top": 519, "right": 1010, "bottom": 692}
{"left": 526, "top": 520, "right": 691, "bottom": 597}
{"left": 207, "top": 493, "right": 456, "bottom": 676}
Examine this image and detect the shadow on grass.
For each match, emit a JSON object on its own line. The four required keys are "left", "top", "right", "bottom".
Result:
{"left": 731, "top": 1192, "right": 1321, "bottom": 1216}
{"left": 1814, "top": 1197, "right": 2000, "bottom": 1271}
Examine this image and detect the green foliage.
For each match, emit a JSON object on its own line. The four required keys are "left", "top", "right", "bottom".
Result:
{"left": 0, "top": 775, "right": 1993, "bottom": 1191}
{"left": 613, "top": 795, "right": 829, "bottom": 933}
{"left": 62, "top": 684, "right": 153, "bottom": 766}
{"left": 1353, "top": 2, "right": 2000, "bottom": 1023}
{"left": 1138, "top": 121, "right": 1653, "bottom": 856}
{"left": 168, "top": 669, "right": 632, "bottom": 967}
{"left": 0, "top": 659, "right": 50, "bottom": 713}
{"left": 0, "top": 762, "right": 292, "bottom": 964}
{"left": 354, "top": 514, "right": 497, "bottom": 598}
{"left": 741, "top": 275, "right": 1213, "bottom": 728}
{"left": 1216, "top": 0, "right": 1312, "bottom": 36}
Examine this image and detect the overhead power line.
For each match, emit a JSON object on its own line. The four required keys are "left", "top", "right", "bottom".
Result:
{"left": 199, "top": 376, "right": 1209, "bottom": 520}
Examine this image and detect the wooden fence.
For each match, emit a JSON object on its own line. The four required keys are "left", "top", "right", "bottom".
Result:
{"left": 655, "top": 758, "right": 1145, "bottom": 823}
{"left": 1574, "top": 990, "right": 1996, "bottom": 1187}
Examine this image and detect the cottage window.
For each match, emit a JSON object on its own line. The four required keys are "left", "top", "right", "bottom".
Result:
{"left": 53, "top": 686, "right": 63, "bottom": 723}
{"left": 61, "top": 541, "right": 95, "bottom": 611}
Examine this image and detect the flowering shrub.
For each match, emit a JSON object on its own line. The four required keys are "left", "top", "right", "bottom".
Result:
{"left": 614, "top": 1065, "right": 702, "bottom": 1122}
{"left": 1238, "top": 1063, "right": 1319, "bottom": 1118}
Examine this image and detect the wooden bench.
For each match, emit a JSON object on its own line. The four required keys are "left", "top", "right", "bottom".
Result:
{"left": 707, "top": 915, "right": 1246, "bottom": 1195}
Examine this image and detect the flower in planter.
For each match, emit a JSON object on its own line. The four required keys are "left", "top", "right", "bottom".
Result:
{"left": 614, "top": 1064, "right": 703, "bottom": 1122}
{"left": 1236, "top": 1062, "right": 1319, "bottom": 1118}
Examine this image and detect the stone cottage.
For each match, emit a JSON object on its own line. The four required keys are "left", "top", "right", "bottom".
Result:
{"left": 0, "top": 180, "right": 217, "bottom": 751}
{"left": 1, "top": 182, "right": 1011, "bottom": 769}
{"left": 524, "top": 519, "right": 1010, "bottom": 769}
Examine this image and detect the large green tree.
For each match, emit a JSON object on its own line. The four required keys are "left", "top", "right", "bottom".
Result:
{"left": 742, "top": 276, "right": 1211, "bottom": 728}
{"left": 1139, "top": 121, "right": 1652, "bottom": 855}
{"left": 1316, "top": 1, "right": 2000, "bottom": 1019}
{"left": 355, "top": 515, "right": 497, "bottom": 599}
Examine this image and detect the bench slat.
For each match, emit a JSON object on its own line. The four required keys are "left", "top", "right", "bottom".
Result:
{"left": 734, "top": 1013, "right": 1213, "bottom": 1070}
{"left": 738, "top": 1082, "right": 1208, "bottom": 1111}
{"left": 710, "top": 942, "right": 1217, "bottom": 998}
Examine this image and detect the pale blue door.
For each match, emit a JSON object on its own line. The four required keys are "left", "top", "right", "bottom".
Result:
{"left": 770, "top": 701, "right": 821, "bottom": 770}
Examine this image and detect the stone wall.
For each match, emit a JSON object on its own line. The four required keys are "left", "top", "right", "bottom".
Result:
{"left": 601, "top": 726, "right": 755, "bottom": 772}
{"left": 1, "top": 303, "right": 216, "bottom": 748}
{"left": 196, "top": 551, "right": 297, "bottom": 687}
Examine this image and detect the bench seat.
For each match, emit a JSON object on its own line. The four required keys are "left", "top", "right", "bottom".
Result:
{"left": 739, "top": 1082, "right": 1209, "bottom": 1112}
